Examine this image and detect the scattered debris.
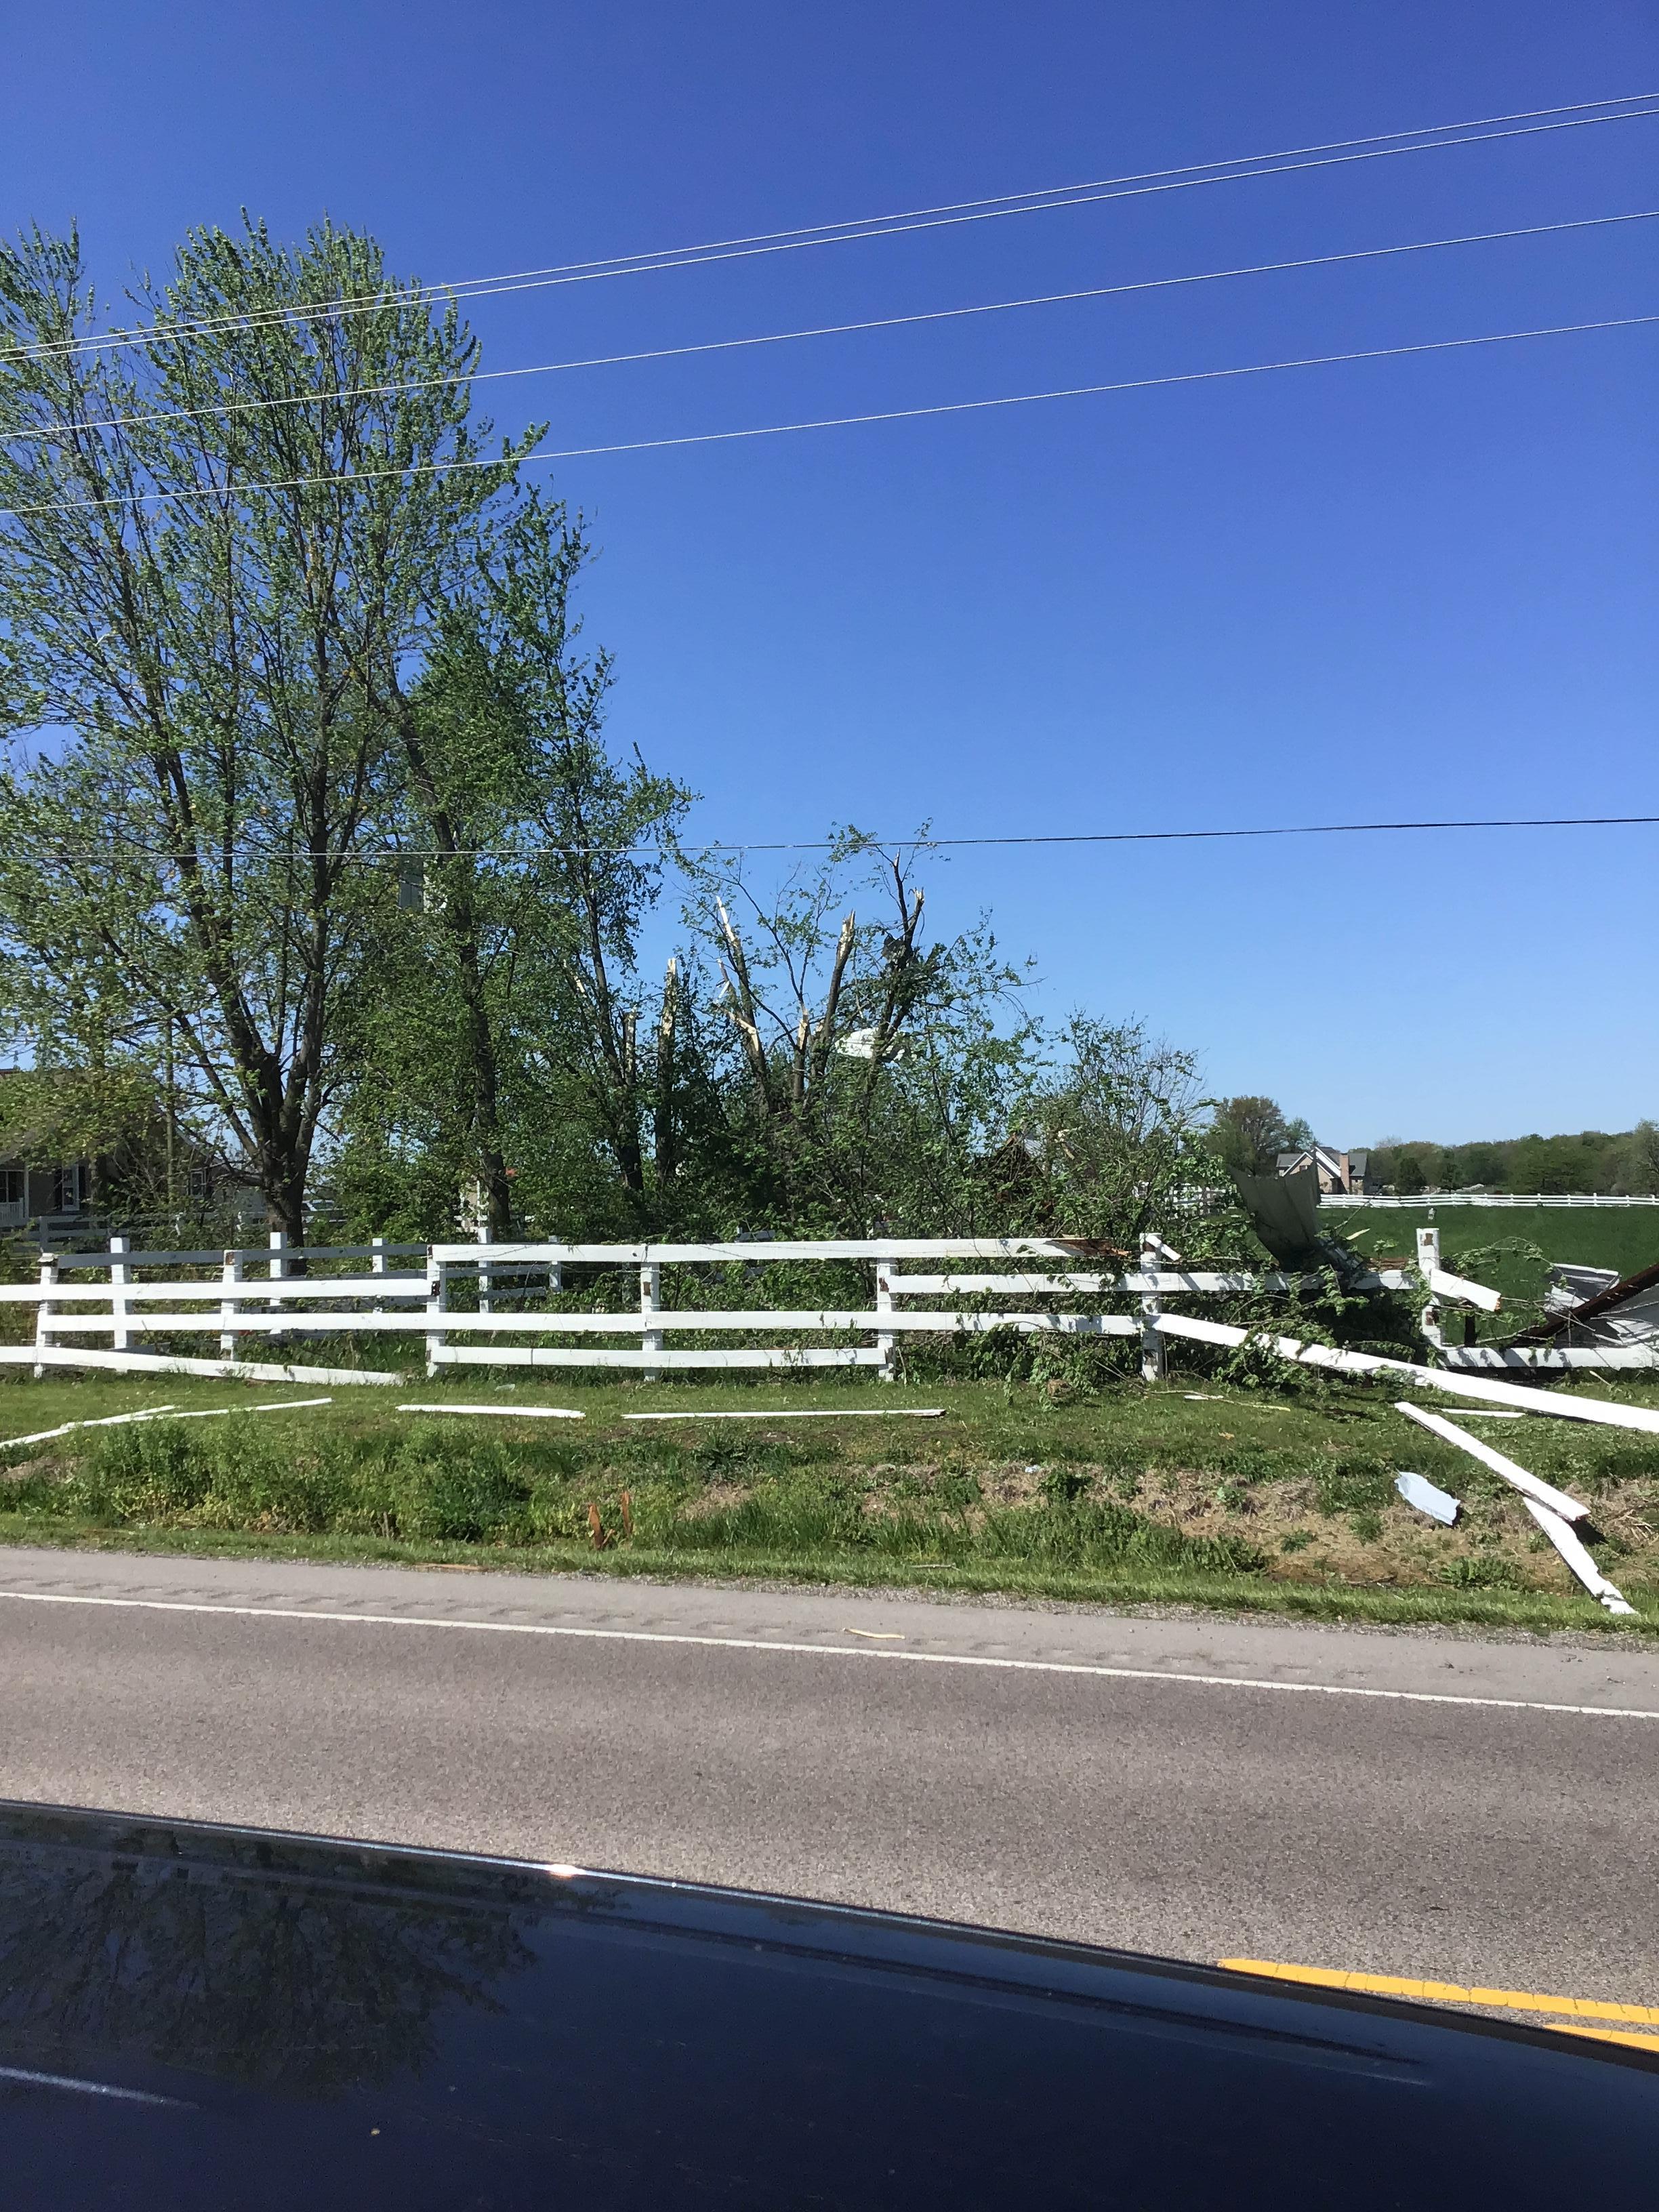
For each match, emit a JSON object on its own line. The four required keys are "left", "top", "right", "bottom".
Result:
{"left": 586, "top": 1502, "right": 608, "bottom": 1549}
{"left": 622, "top": 1408, "right": 943, "bottom": 1421}
{"left": 396, "top": 1403, "right": 585, "bottom": 1420}
{"left": 1395, "top": 1402, "right": 1589, "bottom": 1523}
{"left": 1395, "top": 1471, "right": 1460, "bottom": 1526}
{"left": 1514, "top": 1256, "right": 1659, "bottom": 1357}
{"left": 1544, "top": 1263, "right": 1621, "bottom": 1312}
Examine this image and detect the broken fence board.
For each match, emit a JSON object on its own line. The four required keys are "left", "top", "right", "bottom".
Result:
{"left": 1427, "top": 1267, "right": 1504, "bottom": 1313}
{"left": 1521, "top": 1499, "right": 1637, "bottom": 1616}
{"left": 623, "top": 1408, "right": 945, "bottom": 1421}
{"left": 1149, "top": 1311, "right": 1659, "bottom": 1435}
{"left": 1394, "top": 1402, "right": 1590, "bottom": 1523}
{"left": 396, "top": 1403, "right": 584, "bottom": 1420}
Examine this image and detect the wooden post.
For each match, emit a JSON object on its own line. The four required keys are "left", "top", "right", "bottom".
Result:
{"left": 108, "top": 1233, "right": 131, "bottom": 1355}
{"left": 640, "top": 1259, "right": 663, "bottom": 1382}
{"left": 1416, "top": 1225, "right": 1443, "bottom": 1354}
{"left": 371, "top": 1235, "right": 386, "bottom": 1318}
{"left": 425, "top": 1248, "right": 448, "bottom": 1378}
{"left": 875, "top": 1254, "right": 896, "bottom": 1382}
{"left": 33, "top": 1250, "right": 57, "bottom": 1379}
{"left": 477, "top": 1221, "right": 493, "bottom": 1317}
{"left": 220, "top": 1248, "right": 243, "bottom": 1359}
{"left": 1139, "top": 1235, "right": 1165, "bottom": 1383}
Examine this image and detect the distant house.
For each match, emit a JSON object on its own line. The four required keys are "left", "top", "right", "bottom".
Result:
{"left": 0, "top": 1069, "right": 258, "bottom": 1240}
{"left": 0, "top": 1153, "right": 89, "bottom": 1237}
{"left": 1275, "top": 1143, "right": 1376, "bottom": 1196}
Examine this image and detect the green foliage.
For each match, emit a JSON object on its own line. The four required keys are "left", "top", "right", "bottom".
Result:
{"left": 0, "top": 217, "right": 529, "bottom": 1236}
{"left": 1206, "top": 1096, "right": 1310, "bottom": 1178}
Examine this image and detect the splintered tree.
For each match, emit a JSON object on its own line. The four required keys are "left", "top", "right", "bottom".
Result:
{"left": 682, "top": 834, "right": 1036, "bottom": 1231}
{"left": 0, "top": 219, "right": 525, "bottom": 1239}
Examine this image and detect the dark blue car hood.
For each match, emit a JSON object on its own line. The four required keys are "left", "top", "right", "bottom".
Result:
{"left": 0, "top": 1797, "right": 1654, "bottom": 2207}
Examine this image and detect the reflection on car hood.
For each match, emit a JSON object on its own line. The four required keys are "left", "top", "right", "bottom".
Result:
{"left": 0, "top": 1798, "right": 1654, "bottom": 2208}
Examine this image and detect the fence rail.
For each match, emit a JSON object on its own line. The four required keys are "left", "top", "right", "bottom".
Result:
{"left": 1, "top": 1230, "right": 1651, "bottom": 1382}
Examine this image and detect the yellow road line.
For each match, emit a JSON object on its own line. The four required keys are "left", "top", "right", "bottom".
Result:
{"left": 1543, "top": 2024, "right": 1659, "bottom": 2055}
{"left": 1218, "top": 1959, "right": 1659, "bottom": 2028}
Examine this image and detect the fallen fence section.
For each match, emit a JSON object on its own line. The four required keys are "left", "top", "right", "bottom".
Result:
{"left": 1151, "top": 1313, "right": 1659, "bottom": 1437}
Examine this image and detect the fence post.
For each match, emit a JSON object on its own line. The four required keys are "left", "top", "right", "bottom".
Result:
{"left": 220, "top": 1248, "right": 243, "bottom": 1359}
{"left": 33, "top": 1250, "right": 57, "bottom": 1379}
{"left": 425, "top": 1247, "right": 447, "bottom": 1378}
{"left": 874, "top": 1253, "right": 896, "bottom": 1382}
{"left": 640, "top": 1258, "right": 662, "bottom": 1382}
{"left": 371, "top": 1235, "right": 386, "bottom": 1318}
{"left": 477, "top": 1221, "right": 493, "bottom": 1317}
{"left": 1416, "top": 1226, "right": 1443, "bottom": 1355}
{"left": 108, "top": 1233, "right": 131, "bottom": 1355}
{"left": 1139, "top": 1235, "right": 1165, "bottom": 1383}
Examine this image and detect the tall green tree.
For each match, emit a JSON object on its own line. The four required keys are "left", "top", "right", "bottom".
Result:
{"left": 337, "top": 492, "right": 691, "bottom": 1234}
{"left": 0, "top": 218, "right": 527, "bottom": 1238}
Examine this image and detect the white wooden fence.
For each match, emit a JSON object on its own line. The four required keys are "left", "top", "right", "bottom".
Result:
{"left": 0, "top": 1229, "right": 1648, "bottom": 1385}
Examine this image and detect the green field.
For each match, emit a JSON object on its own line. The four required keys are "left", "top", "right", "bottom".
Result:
{"left": 4, "top": 1366, "right": 1657, "bottom": 1634}
{"left": 1329, "top": 1204, "right": 1659, "bottom": 1279}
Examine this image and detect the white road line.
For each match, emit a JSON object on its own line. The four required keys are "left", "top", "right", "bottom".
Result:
{"left": 1, "top": 1586, "right": 1656, "bottom": 1720}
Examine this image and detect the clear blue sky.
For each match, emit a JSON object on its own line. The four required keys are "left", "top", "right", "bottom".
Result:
{"left": 6, "top": 1, "right": 1655, "bottom": 1145}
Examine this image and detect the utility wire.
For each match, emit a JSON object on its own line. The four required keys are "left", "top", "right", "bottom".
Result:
{"left": 24, "top": 208, "right": 1656, "bottom": 445}
{"left": 7, "top": 310, "right": 1652, "bottom": 520}
{"left": 5, "top": 95, "right": 1655, "bottom": 367}
{"left": 14, "top": 813, "right": 1659, "bottom": 869}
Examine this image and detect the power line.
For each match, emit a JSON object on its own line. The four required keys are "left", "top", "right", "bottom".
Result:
{"left": 25, "top": 208, "right": 1656, "bottom": 445}
{"left": 8, "top": 310, "right": 1652, "bottom": 520}
{"left": 6, "top": 95, "right": 1655, "bottom": 367}
{"left": 14, "top": 812, "right": 1659, "bottom": 869}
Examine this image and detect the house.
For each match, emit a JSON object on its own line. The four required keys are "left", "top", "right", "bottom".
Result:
{"left": 0, "top": 1154, "right": 89, "bottom": 1237}
{"left": 0, "top": 1068, "right": 258, "bottom": 1240}
{"left": 1275, "top": 1143, "right": 1377, "bottom": 1196}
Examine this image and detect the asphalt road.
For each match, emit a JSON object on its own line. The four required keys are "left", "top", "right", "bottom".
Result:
{"left": 1, "top": 1544, "right": 1655, "bottom": 2010}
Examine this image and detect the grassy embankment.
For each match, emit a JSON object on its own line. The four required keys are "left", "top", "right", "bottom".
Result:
{"left": 3, "top": 1366, "right": 1657, "bottom": 1633}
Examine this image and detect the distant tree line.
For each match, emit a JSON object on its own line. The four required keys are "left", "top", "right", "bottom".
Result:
{"left": 0, "top": 217, "right": 1216, "bottom": 1248}
{"left": 1371, "top": 1126, "right": 1659, "bottom": 1197}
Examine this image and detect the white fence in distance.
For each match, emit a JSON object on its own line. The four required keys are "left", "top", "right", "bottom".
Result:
{"left": 1322, "top": 1191, "right": 1659, "bottom": 1209}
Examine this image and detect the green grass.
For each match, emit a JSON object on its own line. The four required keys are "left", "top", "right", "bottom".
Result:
{"left": 5, "top": 1366, "right": 1658, "bottom": 1633}
{"left": 1332, "top": 1204, "right": 1659, "bottom": 1280}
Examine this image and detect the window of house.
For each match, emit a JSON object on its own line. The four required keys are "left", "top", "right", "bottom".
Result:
{"left": 51, "top": 1165, "right": 81, "bottom": 1214}
{"left": 0, "top": 1167, "right": 24, "bottom": 1212}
